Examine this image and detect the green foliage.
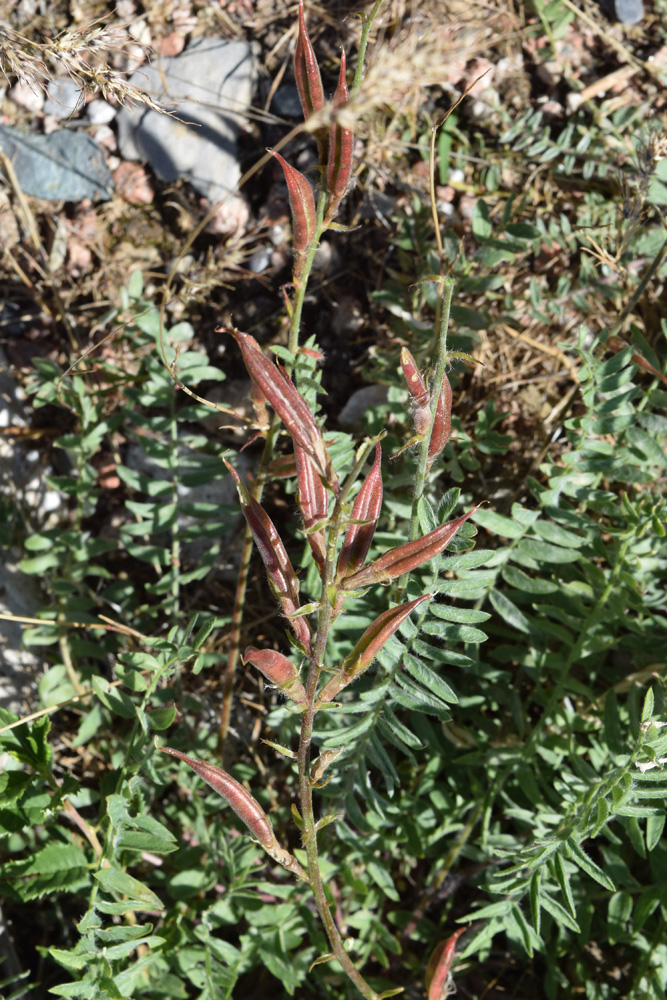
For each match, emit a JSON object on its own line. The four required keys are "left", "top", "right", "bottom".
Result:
{"left": 2, "top": 12, "right": 667, "bottom": 1000}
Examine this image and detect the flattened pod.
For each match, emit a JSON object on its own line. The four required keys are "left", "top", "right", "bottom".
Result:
{"left": 295, "top": 444, "right": 327, "bottom": 569}
{"left": 426, "top": 373, "right": 452, "bottom": 472}
{"left": 270, "top": 151, "right": 316, "bottom": 253}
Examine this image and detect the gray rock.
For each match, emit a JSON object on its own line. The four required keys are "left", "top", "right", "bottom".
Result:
{"left": 85, "top": 99, "right": 117, "bottom": 125}
{"left": 43, "top": 77, "right": 83, "bottom": 118}
{"left": 270, "top": 84, "right": 302, "bottom": 119}
{"left": 600, "top": 0, "right": 644, "bottom": 22}
{"left": 116, "top": 37, "right": 256, "bottom": 204}
{"left": 338, "top": 385, "right": 390, "bottom": 433}
{"left": 0, "top": 126, "right": 113, "bottom": 201}
{"left": 614, "top": 0, "right": 644, "bottom": 21}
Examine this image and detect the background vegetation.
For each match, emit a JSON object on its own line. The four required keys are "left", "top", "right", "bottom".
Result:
{"left": 1, "top": 1, "right": 667, "bottom": 998}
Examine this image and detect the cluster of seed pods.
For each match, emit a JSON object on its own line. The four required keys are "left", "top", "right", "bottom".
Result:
{"left": 159, "top": 5, "right": 476, "bottom": 963}
{"left": 271, "top": 0, "right": 354, "bottom": 281}
{"left": 161, "top": 328, "right": 476, "bottom": 872}
{"left": 394, "top": 347, "right": 453, "bottom": 470}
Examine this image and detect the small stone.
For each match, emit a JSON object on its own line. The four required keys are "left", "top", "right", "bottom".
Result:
{"left": 537, "top": 60, "right": 561, "bottom": 87}
{"left": 8, "top": 80, "right": 43, "bottom": 113}
{"left": 600, "top": 0, "right": 644, "bottom": 23}
{"left": 248, "top": 247, "right": 272, "bottom": 273}
{"left": 541, "top": 99, "right": 563, "bottom": 118}
{"left": 86, "top": 99, "right": 116, "bottom": 125}
{"left": 43, "top": 77, "right": 83, "bottom": 118}
{"left": 270, "top": 84, "right": 302, "bottom": 119}
{"left": 459, "top": 194, "right": 477, "bottom": 220}
{"left": 113, "top": 161, "right": 154, "bottom": 204}
{"left": 436, "top": 185, "right": 455, "bottom": 202}
{"left": 92, "top": 125, "right": 117, "bottom": 152}
{"left": 158, "top": 31, "right": 185, "bottom": 57}
{"left": 203, "top": 194, "right": 250, "bottom": 235}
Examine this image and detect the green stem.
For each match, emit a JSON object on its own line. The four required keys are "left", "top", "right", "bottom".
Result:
{"left": 297, "top": 496, "right": 379, "bottom": 1000}
{"left": 351, "top": 0, "right": 385, "bottom": 98}
{"left": 395, "top": 277, "right": 455, "bottom": 601}
{"left": 219, "top": 198, "right": 327, "bottom": 747}
{"left": 168, "top": 385, "right": 181, "bottom": 618}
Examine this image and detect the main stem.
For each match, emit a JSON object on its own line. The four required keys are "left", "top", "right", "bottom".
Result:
{"left": 297, "top": 500, "right": 379, "bottom": 1000}
{"left": 219, "top": 205, "right": 327, "bottom": 746}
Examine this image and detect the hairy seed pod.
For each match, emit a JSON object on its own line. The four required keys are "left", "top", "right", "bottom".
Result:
{"left": 270, "top": 151, "right": 316, "bottom": 253}
{"left": 400, "top": 347, "right": 431, "bottom": 438}
{"left": 318, "top": 595, "right": 431, "bottom": 702}
{"left": 159, "top": 746, "right": 309, "bottom": 880}
{"left": 341, "top": 506, "right": 479, "bottom": 590}
{"left": 243, "top": 646, "right": 307, "bottom": 704}
{"left": 225, "top": 461, "right": 311, "bottom": 650}
{"left": 294, "top": 0, "right": 328, "bottom": 162}
{"left": 229, "top": 329, "right": 335, "bottom": 488}
{"left": 426, "top": 373, "right": 452, "bottom": 472}
{"left": 295, "top": 444, "right": 327, "bottom": 569}
{"left": 336, "top": 442, "right": 383, "bottom": 581}
{"left": 325, "top": 50, "right": 353, "bottom": 216}
{"left": 159, "top": 746, "right": 276, "bottom": 848}
{"left": 425, "top": 929, "right": 466, "bottom": 1000}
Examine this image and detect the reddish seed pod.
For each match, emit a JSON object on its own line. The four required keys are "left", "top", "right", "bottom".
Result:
{"left": 243, "top": 646, "right": 307, "bottom": 704}
{"left": 400, "top": 347, "right": 429, "bottom": 409}
{"left": 318, "top": 595, "right": 431, "bottom": 703}
{"left": 400, "top": 347, "right": 431, "bottom": 438}
{"left": 268, "top": 452, "right": 299, "bottom": 479}
{"left": 326, "top": 50, "right": 354, "bottom": 216}
{"left": 425, "top": 928, "right": 466, "bottom": 1000}
{"left": 342, "top": 506, "right": 479, "bottom": 590}
{"left": 336, "top": 443, "right": 383, "bottom": 582}
{"left": 229, "top": 329, "right": 335, "bottom": 487}
{"left": 426, "top": 373, "right": 452, "bottom": 472}
{"left": 270, "top": 150, "right": 316, "bottom": 254}
{"left": 295, "top": 444, "right": 327, "bottom": 569}
{"left": 225, "top": 461, "right": 311, "bottom": 650}
{"left": 159, "top": 746, "right": 276, "bottom": 849}
{"left": 294, "top": 0, "right": 328, "bottom": 162}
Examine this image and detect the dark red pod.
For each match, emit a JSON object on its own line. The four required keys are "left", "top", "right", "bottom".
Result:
{"left": 295, "top": 444, "right": 328, "bottom": 569}
{"left": 325, "top": 50, "right": 353, "bottom": 218}
{"left": 336, "top": 442, "right": 383, "bottom": 582}
{"left": 159, "top": 746, "right": 276, "bottom": 848}
{"left": 225, "top": 461, "right": 311, "bottom": 650}
{"left": 294, "top": 0, "right": 328, "bottom": 162}
{"left": 342, "top": 506, "right": 479, "bottom": 590}
{"left": 401, "top": 346, "right": 431, "bottom": 439}
{"left": 426, "top": 373, "right": 452, "bottom": 472}
{"left": 243, "top": 646, "right": 307, "bottom": 704}
{"left": 318, "top": 594, "right": 430, "bottom": 702}
{"left": 229, "top": 329, "right": 335, "bottom": 486}
{"left": 270, "top": 150, "right": 316, "bottom": 253}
